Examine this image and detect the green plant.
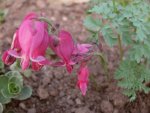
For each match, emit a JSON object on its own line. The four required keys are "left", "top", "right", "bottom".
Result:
{"left": 115, "top": 60, "right": 150, "bottom": 101}
{"left": 84, "top": 0, "right": 150, "bottom": 100}
{"left": 10, "top": 61, "right": 32, "bottom": 78}
{"left": 0, "top": 71, "right": 32, "bottom": 104}
{"left": 0, "top": 59, "right": 32, "bottom": 112}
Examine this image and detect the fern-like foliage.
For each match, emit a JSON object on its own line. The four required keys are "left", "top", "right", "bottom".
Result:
{"left": 84, "top": 0, "right": 150, "bottom": 47}
{"left": 115, "top": 60, "right": 150, "bottom": 101}
{"left": 84, "top": 0, "right": 150, "bottom": 101}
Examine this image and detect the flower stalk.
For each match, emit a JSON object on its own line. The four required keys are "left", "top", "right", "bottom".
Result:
{"left": 118, "top": 35, "right": 123, "bottom": 61}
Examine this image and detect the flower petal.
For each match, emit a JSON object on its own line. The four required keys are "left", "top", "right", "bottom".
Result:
{"left": 77, "top": 64, "right": 89, "bottom": 95}
{"left": 2, "top": 51, "right": 16, "bottom": 65}
{"left": 79, "top": 82, "right": 87, "bottom": 96}
{"left": 58, "top": 30, "right": 74, "bottom": 61}
{"left": 8, "top": 50, "right": 21, "bottom": 58}
{"left": 32, "top": 62, "right": 43, "bottom": 71}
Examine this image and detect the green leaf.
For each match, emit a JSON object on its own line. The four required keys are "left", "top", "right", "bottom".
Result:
{"left": 0, "top": 60, "right": 4, "bottom": 70}
{"left": 1, "top": 87, "right": 16, "bottom": 99}
{"left": 0, "top": 76, "right": 9, "bottom": 90}
{"left": 87, "top": 32, "right": 99, "bottom": 43}
{"left": 15, "top": 86, "right": 32, "bottom": 100}
{"left": 101, "top": 25, "right": 117, "bottom": 46}
{"left": 128, "top": 42, "right": 150, "bottom": 63}
{"left": 0, "top": 92, "right": 11, "bottom": 104}
{"left": 116, "top": 20, "right": 133, "bottom": 45}
{"left": 10, "top": 62, "right": 20, "bottom": 71}
{"left": 22, "top": 69, "right": 32, "bottom": 78}
{"left": 115, "top": 60, "right": 150, "bottom": 101}
{"left": 123, "top": 89, "right": 136, "bottom": 101}
{"left": 8, "top": 82, "right": 21, "bottom": 95}
{"left": 5, "top": 71, "right": 23, "bottom": 86}
{"left": 84, "top": 16, "right": 102, "bottom": 32}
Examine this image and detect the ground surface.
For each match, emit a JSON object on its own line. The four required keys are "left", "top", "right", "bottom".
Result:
{"left": 0, "top": 0, "right": 150, "bottom": 113}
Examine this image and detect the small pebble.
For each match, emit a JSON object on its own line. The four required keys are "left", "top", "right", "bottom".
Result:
{"left": 75, "top": 98, "right": 82, "bottom": 105}
{"left": 27, "top": 108, "right": 36, "bottom": 113}
{"left": 100, "top": 100, "right": 114, "bottom": 113}
{"left": 19, "top": 103, "right": 27, "bottom": 110}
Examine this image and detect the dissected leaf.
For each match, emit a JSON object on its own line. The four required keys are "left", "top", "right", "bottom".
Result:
{"left": 115, "top": 60, "right": 150, "bottom": 101}
{"left": 128, "top": 41, "right": 150, "bottom": 63}
{"left": 101, "top": 25, "right": 117, "bottom": 46}
{"left": 84, "top": 16, "right": 102, "bottom": 32}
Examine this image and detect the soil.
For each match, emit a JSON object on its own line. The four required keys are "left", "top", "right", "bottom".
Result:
{"left": 0, "top": 0, "right": 150, "bottom": 113}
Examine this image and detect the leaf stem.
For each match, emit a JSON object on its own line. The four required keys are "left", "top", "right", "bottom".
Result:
{"left": 118, "top": 35, "right": 123, "bottom": 61}
{"left": 112, "top": 0, "right": 117, "bottom": 12}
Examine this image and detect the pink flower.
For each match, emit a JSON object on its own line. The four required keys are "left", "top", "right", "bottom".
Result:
{"left": 77, "top": 63, "right": 89, "bottom": 95}
{"left": 73, "top": 44, "right": 92, "bottom": 55}
{"left": 49, "top": 30, "right": 75, "bottom": 73}
{"left": 2, "top": 12, "right": 50, "bottom": 70}
{"left": 71, "top": 43, "right": 93, "bottom": 64}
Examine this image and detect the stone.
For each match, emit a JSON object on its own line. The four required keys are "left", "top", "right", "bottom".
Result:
{"left": 49, "top": 90, "right": 58, "bottom": 97}
{"left": 75, "top": 98, "right": 82, "bottom": 105}
{"left": 36, "top": 0, "right": 46, "bottom": 9}
{"left": 27, "top": 108, "right": 36, "bottom": 113}
{"left": 19, "top": 103, "right": 27, "bottom": 110}
{"left": 37, "top": 87, "right": 49, "bottom": 99}
{"left": 100, "top": 100, "right": 114, "bottom": 113}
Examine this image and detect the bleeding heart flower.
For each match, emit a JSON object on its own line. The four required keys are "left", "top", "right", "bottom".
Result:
{"left": 2, "top": 12, "right": 50, "bottom": 70}
{"left": 77, "top": 63, "right": 89, "bottom": 95}
{"left": 73, "top": 44, "right": 92, "bottom": 55}
{"left": 49, "top": 30, "right": 75, "bottom": 73}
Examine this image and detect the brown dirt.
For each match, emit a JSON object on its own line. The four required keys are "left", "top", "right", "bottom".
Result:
{"left": 0, "top": 0, "right": 150, "bottom": 113}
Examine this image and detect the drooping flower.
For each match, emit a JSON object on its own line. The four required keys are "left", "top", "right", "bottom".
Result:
{"left": 49, "top": 30, "right": 75, "bottom": 73}
{"left": 77, "top": 63, "right": 89, "bottom": 95}
{"left": 2, "top": 12, "right": 50, "bottom": 70}
{"left": 73, "top": 44, "right": 92, "bottom": 55}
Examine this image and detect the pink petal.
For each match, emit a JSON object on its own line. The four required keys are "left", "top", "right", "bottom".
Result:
{"left": 58, "top": 30, "right": 74, "bottom": 62}
{"left": 49, "top": 35, "right": 60, "bottom": 52}
{"left": 32, "top": 62, "right": 43, "bottom": 71}
{"left": 74, "top": 44, "right": 92, "bottom": 54}
{"left": 79, "top": 82, "right": 87, "bottom": 96}
{"left": 11, "top": 30, "right": 21, "bottom": 50}
{"left": 2, "top": 51, "right": 16, "bottom": 65}
{"left": 66, "top": 64, "right": 73, "bottom": 74}
{"left": 20, "top": 57, "right": 30, "bottom": 70}
{"left": 23, "top": 12, "right": 37, "bottom": 20}
{"left": 30, "top": 56, "right": 51, "bottom": 65}
{"left": 8, "top": 50, "right": 21, "bottom": 58}
{"left": 77, "top": 64, "right": 89, "bottom": 95}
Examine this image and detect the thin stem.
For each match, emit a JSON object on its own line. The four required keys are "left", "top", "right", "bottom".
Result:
{"left": 37, "top": 17, "right": 52, "bottom": 26}
{"left": 112, "top": 0, "right": 117, "bottom": 12}
{"left": 36, "top": 17, "right": 58, "bottom": 34}
{"left": 121, "top": 0, "right": 126, "bottom": 6}
{"left": 118, "top": 35, "right": 123, "bottom": 61}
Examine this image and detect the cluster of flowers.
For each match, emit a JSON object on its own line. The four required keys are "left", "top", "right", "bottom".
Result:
{"left": 2, "top": 13, "right": 93, "bottom": 95}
